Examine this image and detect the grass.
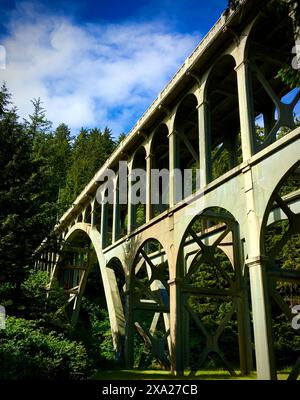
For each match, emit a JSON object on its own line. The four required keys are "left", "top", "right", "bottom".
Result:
{"left": 93, "top": 369, "right": 297, "bottom": 380}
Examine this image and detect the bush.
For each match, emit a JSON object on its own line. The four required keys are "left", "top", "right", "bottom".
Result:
{"left": 71, "top": 299, "right": 116, "bottom": 368}
{"left": 21, "top": 270, "right": 68, "bottom": 331}
{"left": 0, "top": 317, "right": 89, "bottom": 379}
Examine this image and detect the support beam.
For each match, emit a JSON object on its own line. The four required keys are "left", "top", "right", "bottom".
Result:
{"left": 112, "top": 181, "right": 120, "bottom": 243}
{"left": 197, "top": 101, "right": 211, "bottom": 186}
{"left": 247, "top": 257, "right": 276, "bottom": 380}
{"left": 146, "top": 154, "right": 153, "bottom": 222}
{"left": 168, "top": 277, "right": 184, "bottom": 376}
{"left": 101, "top": 201, "right": 108, "bottom": 249}
{"left": 168, "top": 131, "right": 180, "bottom": 206}
{"left": 70, "top": 247, "right": 92, "bottom": 328}
{"left": 127, "top": 163, "right": 134, "bottom": 233}
{"left": 175, "top": 130, "right": 199, "bottom": 164}
{"left": 236, "top": 60, "right": 255, "bottom": 159}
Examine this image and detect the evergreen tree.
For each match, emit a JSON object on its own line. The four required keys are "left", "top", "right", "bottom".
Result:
{"left": 0, "top": 86, "right": 49, "bottom": 303}
{"left": 51, "top": 123, "right": 72, "bottom": 216}
{"left": 60, "top": 127, "right": 116, "bottom": 212}
{"left": 117, "top": 132, "right": 127, "bottom": 144}
{"left": 24, "top": 98, "right": 52, "bottom": 138}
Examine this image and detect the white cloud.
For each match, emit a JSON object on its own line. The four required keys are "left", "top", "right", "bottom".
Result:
{"left": 0, "top": 2, "right": 200, "bottom": 136}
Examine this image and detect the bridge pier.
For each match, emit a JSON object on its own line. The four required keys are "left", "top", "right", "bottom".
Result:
{"left": 169, "top": 277, "right": 184, "bottom": 376}
{"left": 247, "top": 257, "right": 276, "bottom": 380}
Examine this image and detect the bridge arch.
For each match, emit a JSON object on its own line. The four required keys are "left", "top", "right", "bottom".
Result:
{"left": 125, "top": 237, "right": 171, "bottom": 369}
{"left": 55, "top": 222, "right": 125, "bottom": 355}
{"left": 244, "top": 5, "right": 299, "bottom": 153}
{"left": 261, "top": 160, "right": 300, "bottom": 240}
{"left": 149, "top": 123, "right": 169, "bottom": 216}
{"left": 259, "top": 159, "right": 300, "bottom": 380}
{"left": 174, "top": 206, "right": 252, "bottom": 375}
{"left": 204, "top": 54, "right": 242, "bottom": 182}
{"left": 130, "top": 146, "right": 147, "bottom": 230}
{"left": 173, "top": 93, "right": 199, "bottom": 201}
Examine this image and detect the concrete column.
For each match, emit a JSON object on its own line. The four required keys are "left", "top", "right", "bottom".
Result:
{"left": 124, "top": 288, "right": 134, "bottom": 368}
{"left": 71, "top": 247, "right": 91, "bottom": 328}
{"left": 50, "top": 252, "right": 55, "bottom": 277}
{"left": 236, "top": 60, "right": 255, "bottom": 160}
{"left": 101, "top": 201, "right": 108, "bottom": 249}
{"left": 82, "top": 208, "right": 87, "bottom": 223}
{"left": 127, "top": 161, "right": 134, "bottom": 234}
{"left": 168, "top": 277, "right": 184, "bottom": 376}
{"left": 112, "top": 178, "right": 120, "bottom": 243}
{"left": 168, "top": 131, "right": 175, "bottom": 207}
{"left": 46, "top": 252, "right": 50, "bottom": 274}
{"left": 243, "top": 166, "right": 276, "bottom": 380}
{"left": 247, "top": 256, "right": 276, "bottom": 380}
{"left": 146, "top": 153, "right": 153, "bottom": 222}
{"left": 168, "top": 130, "right": 181, "bottom": 206}
{"left": 236, "top": 270, "right": 253, "bottom": 375}
{"left": 91, "top": 199, "right": 96, "bottom": 229}
{"left": 197, "top": 101, "right": 211, "bottom": 186}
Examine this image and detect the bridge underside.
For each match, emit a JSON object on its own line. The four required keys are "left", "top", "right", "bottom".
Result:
{"left": 35, "top": 0, "right": 300, "bottom": 380}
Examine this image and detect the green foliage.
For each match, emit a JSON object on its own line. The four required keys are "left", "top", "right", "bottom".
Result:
{"left": 272, "top": 316, "right": 300, "bottom": 368}
{"left": 72, "top": 299, "right": 116, "bottom": 368}
{"left": 187, "top": 248, "right": 239, "bottom": 367}
{"left": 24, "top": 98, "right": 52, "bottom": 137}
{"left": 135, "top": 203, "right": 146, "bottom": 227}
{"left": 277, "top": 66, "right": 300, "bottom": 89}
{"left": 264, "top": 167, "right": 300, "bottom": 368}
{"left": 60, "top": 127, "right": 116, "bottom": 211}
{"left": 0, "top": 316, "right": 88, "bottom": 379}
{"left": 211, "top": 134, "right": 242, "bottom": 181}
{"left": 21, "top": 270, "right": 68, "bottom": 330}
{"left": 0, "top": 85, "right": 48, "bottom": 286}
{"left": 117, "top": 132, "right": 127, "bottom": 143}
{"left": 0, "top": 83, "right": 119, "bottom": 377}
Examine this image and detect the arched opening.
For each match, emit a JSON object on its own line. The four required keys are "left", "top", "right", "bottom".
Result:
{"left": 131, "top": 147, "right": 146, "bottom": 230}
{"left": 107, "top": 257, "right": 126, "bottom": 309}
{"left": 56, "top": 230, "right": 118, "bottom": 369}
{"left": 206, "top": 55, "right": 242, "bottom": 181}
{"left": 84, "top": 204, "right": 92, "bottom": 224}
{"left": 150, "top": 124, "right": 169, "bottom": 217}
{"left": 174, "top": 94, "right": 199, "bottom": 202}
{"left": 125, "top": 238, "right": 170, "bottom": 370}
{"left": 93, "top": 201, "right": 101, "bottom": 232}
{"left": 246, "top": 4, "right": 300, "bottom": 152}
{"left": 77, "top": 213, "right": 83, "bottom": 223}
{"left": 261, "top": 161, "right": 300, "bottom": 380}
{"left": 177, "top": 207, "right": 252, "bottom": 376}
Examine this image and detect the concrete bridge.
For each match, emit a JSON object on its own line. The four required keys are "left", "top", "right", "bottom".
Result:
{"left": 35, "top": 0, "right": 300, "bottom": 380}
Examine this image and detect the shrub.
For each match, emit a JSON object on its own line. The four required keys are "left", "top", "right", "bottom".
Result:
{"left": 0, "top": 317, "right": 88, "bottom": 379}
{"left": 21, "top": 270, "right": 68, "bottom": 331}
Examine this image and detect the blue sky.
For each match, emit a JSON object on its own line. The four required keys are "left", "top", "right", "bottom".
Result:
{"left": 0, "top": 0, "right": 228, "bottom": 137}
